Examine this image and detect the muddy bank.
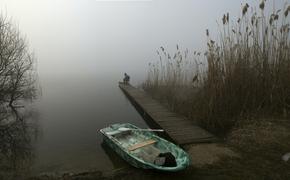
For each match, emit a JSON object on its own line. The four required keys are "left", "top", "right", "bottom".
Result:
{"left": 28, "top": 118, "right": 290, "bottom": 180}
{"left": 27, "top": 166, "right": 228, "bottom": 180}
{"left": 28, "top": 143, "right": 238, "bottom": 180}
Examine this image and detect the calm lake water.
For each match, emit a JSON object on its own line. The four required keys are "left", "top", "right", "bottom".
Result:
{"left": 32, "top": 75, "right": 148, "bottom": 174}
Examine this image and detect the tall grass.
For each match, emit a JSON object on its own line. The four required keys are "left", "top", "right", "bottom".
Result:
{"left": 142, "top": 45, "right": 204, "bottom": 115}
{"left": 143, "top": 1, "right": 290, "bottom": 134}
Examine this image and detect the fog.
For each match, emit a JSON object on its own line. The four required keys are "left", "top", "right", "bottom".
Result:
{"left": 0, "top": 0, "right": 285, "bottom": 84}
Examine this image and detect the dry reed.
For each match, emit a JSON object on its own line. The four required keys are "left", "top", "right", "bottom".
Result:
{"left": 143, "top": 1, "right": 290, "bottom": 134}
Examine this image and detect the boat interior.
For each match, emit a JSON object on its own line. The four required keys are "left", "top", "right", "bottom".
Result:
{"left": 111, "top": 130, "right": 163, "bottom": 164}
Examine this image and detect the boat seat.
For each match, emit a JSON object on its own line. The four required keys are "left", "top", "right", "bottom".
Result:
{"left": 128, "top": 139, "right": 157, "bottom": 151}
{"left": 107, "top": 130, "right": 131, "bottom": 137}
{"left": 106, "top": 130, "right": 121, "bottom": 136}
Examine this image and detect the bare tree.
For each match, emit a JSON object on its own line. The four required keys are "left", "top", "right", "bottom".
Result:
{"left": 0, "top": 14, "right": 38, "bottom": 179}
{"left": 0, "top": 14, "right": 37, "bottom": 124}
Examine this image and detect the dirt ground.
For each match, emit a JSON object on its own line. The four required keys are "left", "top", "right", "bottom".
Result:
{"left": 185, "top": 143, "right": 239, "bottom": 168}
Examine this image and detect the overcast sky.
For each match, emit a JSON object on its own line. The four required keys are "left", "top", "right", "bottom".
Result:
{"left": 0, "top": 0, "right": 288, "bottom": 84}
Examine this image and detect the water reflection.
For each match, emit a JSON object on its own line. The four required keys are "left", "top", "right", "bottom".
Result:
{"left": 0, "top": 105, "right": 39, "bottom": 179}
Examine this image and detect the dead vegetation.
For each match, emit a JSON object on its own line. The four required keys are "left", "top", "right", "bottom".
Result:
{"left": 143, "top": 1, "right": 290, "bottom": 134}
{"left": 141, "top": 1, "right": 290, "bottom": 178}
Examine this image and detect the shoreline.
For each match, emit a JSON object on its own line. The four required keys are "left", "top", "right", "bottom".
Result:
{"left": 28, "top": 118, "right": 290, "bottom": 180}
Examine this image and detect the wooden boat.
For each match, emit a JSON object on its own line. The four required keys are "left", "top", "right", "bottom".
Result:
{"left": 100, "top": 123, "right": 190, "bottom": 172}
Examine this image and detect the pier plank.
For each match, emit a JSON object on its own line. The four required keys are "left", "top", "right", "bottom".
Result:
{"left": 119, "top": 83, "right": 216, "bottom": 145}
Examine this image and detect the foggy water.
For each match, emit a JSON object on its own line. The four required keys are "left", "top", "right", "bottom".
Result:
{"left": 32, "top": 75, "right": 148, "bottom": 174}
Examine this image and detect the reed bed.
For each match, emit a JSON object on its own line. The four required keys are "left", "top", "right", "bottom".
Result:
{"left": 142, "top": 45, "right": 204, "bottom": 116}
{"left": 143, "top": 1, "right": 290, "bottom": 134}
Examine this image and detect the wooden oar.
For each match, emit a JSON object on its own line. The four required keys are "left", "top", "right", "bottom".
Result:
{"left": 118, "top": 127, "right": 164, "bottom": 132}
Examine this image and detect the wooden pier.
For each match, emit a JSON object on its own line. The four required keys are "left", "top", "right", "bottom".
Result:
{"left": 119, "top": 83, "right": 216, "bottom": 145}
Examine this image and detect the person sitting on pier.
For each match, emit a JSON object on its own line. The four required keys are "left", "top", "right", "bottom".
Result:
{"left": 123, "top": 73, "right": 130, "bottom": 84}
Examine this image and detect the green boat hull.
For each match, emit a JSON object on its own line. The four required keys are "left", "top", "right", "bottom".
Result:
{"left": 100, "top": 123, "right": 190, "bottom": 171}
